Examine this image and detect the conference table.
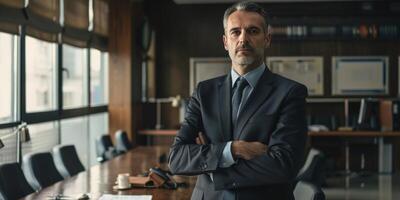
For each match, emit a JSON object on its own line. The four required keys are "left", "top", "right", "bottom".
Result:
{"left": 20, "top": 146, "right": 196, "bottom": 200}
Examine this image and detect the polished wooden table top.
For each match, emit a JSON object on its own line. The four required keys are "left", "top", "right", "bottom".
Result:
{"left": 20, "top": 146, "right": 196, "bottom": 200}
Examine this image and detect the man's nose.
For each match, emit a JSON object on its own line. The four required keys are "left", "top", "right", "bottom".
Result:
{"left": 238, "top": 30, "right": 249, "bottom": 44}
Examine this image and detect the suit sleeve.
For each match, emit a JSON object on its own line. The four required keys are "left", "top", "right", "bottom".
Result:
{"left": 212, "top": 84, "right": 308, "bottom": 190}
{"left": 168, "top": 83, "right": 227, "bottom": 176}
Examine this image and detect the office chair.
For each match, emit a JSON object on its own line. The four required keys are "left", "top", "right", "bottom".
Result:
{"left": 96, "top": 134, "right": 118, "bottom": 162}
{"left": 53, "top": 144, "right": 85, "bottom": 179}
{"left": 115, "top": 130, "right": 133, "bottom": 153}
{"left": 294, "top": 181, "right": 325, "bottom": 200}
{"left": 0, "top": 163, "right": 35, "bottom": 199}
{"left": 22, "top": 152, "right": 64, "bottom": 191}
{"left": 296, "top": 148, "right": 326, "bottom": 187}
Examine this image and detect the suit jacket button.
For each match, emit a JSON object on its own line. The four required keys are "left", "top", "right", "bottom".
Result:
{"left": 203, "top": 163, "right": 208, "bottom": 169}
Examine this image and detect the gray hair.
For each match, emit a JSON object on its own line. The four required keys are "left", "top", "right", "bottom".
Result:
{"left": 223, "top": 2, "right": 268, "bottom": 32}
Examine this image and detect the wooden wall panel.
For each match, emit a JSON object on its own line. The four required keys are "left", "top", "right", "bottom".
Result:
{"left": 109, "top": 0, "right": 133, "bottom": 142}
{"left": 108, "top": 0, "right": 144, "bottom": 145}
{"left": 145, "top": 1, "right": 400, "bottom": 129}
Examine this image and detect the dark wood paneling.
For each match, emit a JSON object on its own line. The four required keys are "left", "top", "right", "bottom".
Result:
{"left": 145, "top": 1, "right": 400, "bottom": 128}
{"left": 143, "top": 1, "right": 400, "bottom": 171}
{"left": 109, "top": 0, "right": 137, "bottom": 143}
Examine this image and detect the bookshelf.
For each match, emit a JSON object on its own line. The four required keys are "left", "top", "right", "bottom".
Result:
{"left": 269, "top": 17, "right": 400, "bottom": 41}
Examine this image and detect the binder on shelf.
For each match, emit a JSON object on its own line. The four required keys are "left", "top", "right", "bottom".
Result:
{"left": 379, "top": 100, "right": 400, "bottom": 131}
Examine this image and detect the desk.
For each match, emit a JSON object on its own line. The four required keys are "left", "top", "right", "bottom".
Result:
{"left": 138, "top": 130, "right": 178, "bottom": 145}
{"left": 309, "top": 131, "right": 400, "bottom": 174}
{"left": 139, "top": 130, "right": 400, "bottom": 173}
{"left": 309, "top": 131, "right": 400, "bottom": 137}
{"left": 20, "top": 146, "right": 195, "bottom": 200}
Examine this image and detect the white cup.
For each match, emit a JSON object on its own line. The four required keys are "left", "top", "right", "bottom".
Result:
{"left": 117, "top": 173, "right": 130, "bottom": 189}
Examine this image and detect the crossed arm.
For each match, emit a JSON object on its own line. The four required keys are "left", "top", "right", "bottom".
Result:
{"left": 196, "top": 132, "right": 267, "bottom": 161}
{"left": 168, "top": 84, "right": 307, "bottom": 190}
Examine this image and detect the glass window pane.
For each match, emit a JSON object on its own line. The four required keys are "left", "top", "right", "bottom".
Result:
{"left": 21, "top": 121, "right": 59, "bottom": 156}
{"left": 90, "top": 49, "right": 108, "bottom": 106}
{"left": 60, "top": 116, "right": 89, "bottom": 168}
{"left": 0, "top": 128, "right": 18, "bottom": 164}
{"left": 0, "top": 32, "right": 17, "bottom": 123}
{"left": 26, "top": 36, "right": 57, "bottom": 112}
{"left": 89, "top": 112, "right": 108, "bottom": 166}
{"left": 63, "top": 44, "right": 88, "bottom": 109}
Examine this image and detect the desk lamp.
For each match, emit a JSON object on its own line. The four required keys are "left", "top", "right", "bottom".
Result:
{"left": 0, "top": 122, "right": 30, "bottom": 163}
{"left": 16, "top": 122, "right": 30, "bottom": 163}
{"left": 0, "top": 138, "right": 4, "bottom": 149}
{"left": 147, "top": 95, "right": 181, "bottom": 129}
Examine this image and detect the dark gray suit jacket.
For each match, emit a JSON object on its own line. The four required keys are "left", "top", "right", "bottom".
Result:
{"left": 168, "top": 68, "right": 308, "bottom": 200}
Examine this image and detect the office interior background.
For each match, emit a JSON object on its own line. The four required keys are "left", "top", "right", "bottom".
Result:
{"left": 0, "top": 0, "right": 400, "bottom": 199}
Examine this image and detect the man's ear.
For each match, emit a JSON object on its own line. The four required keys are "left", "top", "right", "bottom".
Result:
{"left": 223, "top": 34, "right": 228, "bottom": 51}
{"left": 264, "top": 32, "right": 271, "bottom": 48}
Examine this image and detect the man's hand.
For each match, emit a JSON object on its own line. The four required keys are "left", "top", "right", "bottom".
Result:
{"left": 231, "top": 141, "right": 267, "bottom": 160}
{"left": 195, "top": 132, "right": 208, "bottom": 145}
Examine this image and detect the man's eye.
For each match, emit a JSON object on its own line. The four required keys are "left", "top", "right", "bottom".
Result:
{"left": 231, "top": 31, "right": 240, "bottom": 36}
{"left": 249, "top": 28, "right": 259, "bottom": 34}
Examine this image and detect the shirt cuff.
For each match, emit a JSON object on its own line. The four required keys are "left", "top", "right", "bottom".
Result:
{"left": 218, "top": 141, "right": 235, "bottom": 168}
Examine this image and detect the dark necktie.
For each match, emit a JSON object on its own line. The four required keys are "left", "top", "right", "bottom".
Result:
{"left": 224, "top": 77, "right": 248, "bottom": 200}
{"left": 232, "top": 77, "right": 249, "bottom": 126}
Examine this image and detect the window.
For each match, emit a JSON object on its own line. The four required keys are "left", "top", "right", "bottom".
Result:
{"left": 21, "top": 121, "right": 59, "bottom": 156}
{"left": 90, "top": 49, "right": 108, "bottom": 106}
{"left": 89, "top": 112, "right": 108, "bottom": 166}
{"left": 0, "top": 128, "right": 18, "bottom": 164}
{"left": 25, "top": 36, "right": 58, "bottom": 112}
{"left": 0, "top": 32, "right": 18, "bottom": 124}
{"left": 63, "top": 44, "right": 88, "bottom": 109}
{"left": 60, "top": 116, "right": 89, "bottom": 168}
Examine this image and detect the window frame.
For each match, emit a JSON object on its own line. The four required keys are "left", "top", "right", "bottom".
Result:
{"left": 90, "top": 48, "right": 108, "bottom": 106}
{"left": 0, "top": 25, "right": 108, "bottom": 128}
{"left": 0, "top": 32, "right": 19, "bottom": 126}
{"left": 62, "top": 44, "right": 89, "bottom": 110}
{"left": 24, "top": 34, "right": 59, "bottom": 113}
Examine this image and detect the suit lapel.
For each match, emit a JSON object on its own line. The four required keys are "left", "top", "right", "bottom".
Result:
{"left": 218, "top": 75, "right": 232, "bottom": 141}
{"left": 234, "top": 69, "right": 275, "bottom": 139}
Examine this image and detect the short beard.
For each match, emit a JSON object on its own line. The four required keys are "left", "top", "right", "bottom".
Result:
{"left": 233, "top": 55, "right": 255, "bottom": 66}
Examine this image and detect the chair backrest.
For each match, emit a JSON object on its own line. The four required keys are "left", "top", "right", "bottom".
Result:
{"left": 115, "top": 130, "right": 132, "bottom": 153}
{"left": 22, "top": 152, "right": 64, "bottom": 191}
{"left": 53, "top": 144, "right": 85, "bottom": 178}
{"left": 0, "top": 163, "right": 35, "bottom": 199}
{"left": 294, "top": 181, "right": 325, "bottom": 200}
{"left": 296, "top": 148, "right": 326, "bottom": 186}
{"left": 96, "top": 134, "right": 116, "bottom": 162}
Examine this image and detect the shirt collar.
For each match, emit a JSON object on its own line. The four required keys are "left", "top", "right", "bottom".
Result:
{"left": 231, "top": 63, "right": 266, "bottom": 88}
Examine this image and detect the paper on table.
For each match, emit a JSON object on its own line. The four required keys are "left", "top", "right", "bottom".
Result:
{"left": 99, "top": 194, "right": 152, "bottom": 200}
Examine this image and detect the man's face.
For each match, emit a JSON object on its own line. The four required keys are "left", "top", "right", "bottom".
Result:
{"left": 223, "top": 10, "right": 271, "bottom": 68}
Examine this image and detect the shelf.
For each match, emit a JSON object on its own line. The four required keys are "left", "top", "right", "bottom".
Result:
{"left": 309, "top": 131, "right": 400, "bottom": 137}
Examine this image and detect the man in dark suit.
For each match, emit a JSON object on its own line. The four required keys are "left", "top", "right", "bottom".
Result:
{"left": 168, "top": 2, "right": 308, "bottom": 200}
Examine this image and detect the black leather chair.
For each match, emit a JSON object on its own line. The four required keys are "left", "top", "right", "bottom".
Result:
{"left": 96, "top": 134, "right": 118, "bottom": 162}
{"left": 53, "top": 145, "right": 85, "bottom": 179}
{"left": 115, "top": 130, "right": 133, "bottom": 153}
{"left": 296, "top": 148, "right": 326, "bottom": 187}
{"left": 294, "top": 181, "right": 325, "bottom": 200}
{"left": 22, "top": 152, "right": 64, "bottom": 191}
{"left": 0, "top": 163, "right": 35, "bottom": 199}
